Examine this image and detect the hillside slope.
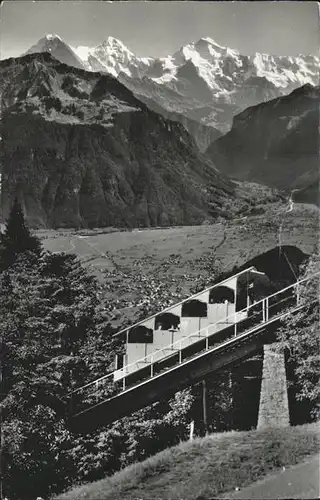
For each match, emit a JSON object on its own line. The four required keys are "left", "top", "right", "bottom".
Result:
{"left": 206, "top": 85, "right": 320, "bottom": 205}
{"left": 0, "top": 53, "right": 235, "bottom": 229}
{"left": 56, "top": 424, "right": 319, "bottom": 500}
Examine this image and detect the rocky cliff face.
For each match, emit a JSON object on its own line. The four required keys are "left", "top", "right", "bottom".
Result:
{"left": 0, "top": 53, "right": 235, "bottom": 229}
{"left": 206, "top": 85, "right": 320, "bottom": 205}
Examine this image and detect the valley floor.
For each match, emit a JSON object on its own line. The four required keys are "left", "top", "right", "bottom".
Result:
{"left": 39, "top": 203, "right": 319, "bottom": 329}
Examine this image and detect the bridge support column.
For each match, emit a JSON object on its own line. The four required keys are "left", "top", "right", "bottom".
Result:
{"left": 257, "top": 343, "right": 289, "bottom": 429}
{"left": 202, "top": 379, "right": 209, "bottom": 436}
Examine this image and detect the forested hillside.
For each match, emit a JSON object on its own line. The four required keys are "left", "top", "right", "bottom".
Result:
{"left": 1, "top": 201, "right": 318, "bottom": 499}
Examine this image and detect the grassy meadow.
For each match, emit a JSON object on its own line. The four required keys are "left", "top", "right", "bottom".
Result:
{"left": 55, "top": 422, "right": 320, "bottom": 500}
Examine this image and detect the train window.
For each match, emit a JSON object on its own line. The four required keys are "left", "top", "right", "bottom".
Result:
{"left": 128, "top": 326, "right": 154, "bottom": 343}
{"left": 182, "top": 299, "right": 207, "bottom": 317}
{"left": 236, "top": 273, "right": 250, "bottom": 311}
{"left": 155, "top": 312, "right": 180, "bottom": 330}
{"left": 209, "top": 286, "right": 235, "bottom": 304}
{"left": 115, "top": 354, "right": 124, "bottom": 370}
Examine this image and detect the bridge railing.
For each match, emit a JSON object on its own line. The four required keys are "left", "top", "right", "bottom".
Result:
{"left": 69, "top": 272, "right": 319, "bottom": 415}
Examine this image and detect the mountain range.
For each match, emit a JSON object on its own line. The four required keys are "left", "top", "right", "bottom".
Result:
{"left": 0, "top": 52, "right": 240, "bottom": 229}
{"left": 24, "top": 34, "right": 320, "bottom": 151}
{"left": 206, "top": 84, "right": 320, "bottom": 205}
{"left": 0, "top": 35, "right": 318, "bottom": 229}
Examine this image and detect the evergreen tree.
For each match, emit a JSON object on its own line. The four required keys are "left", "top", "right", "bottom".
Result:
{"left": 0, "top": 197, "right": 42, "bottom": 270}
{"left": 0, "top": 251, "right": 101, "bottom": 498}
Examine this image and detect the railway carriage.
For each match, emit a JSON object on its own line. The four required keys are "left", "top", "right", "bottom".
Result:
{"left": 113, "top": 266, "right": 276, "bottom": 383}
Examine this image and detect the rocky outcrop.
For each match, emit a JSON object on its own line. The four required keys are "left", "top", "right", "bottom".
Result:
{"left": 206, "top": 85, "right": 320, "bottom": 205}
{"left": 0, "top": 53, "right": 235, "bottom": 229}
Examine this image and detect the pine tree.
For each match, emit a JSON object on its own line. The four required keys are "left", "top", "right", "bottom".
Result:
{"left": 0, "top": 251, "right": 101, "bottom": 498}
{"left": 0, "top": 197, "right": 42, "bottom": 270}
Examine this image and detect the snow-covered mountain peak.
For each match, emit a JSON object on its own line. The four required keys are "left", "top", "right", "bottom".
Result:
{"left": 102, "top": 36, "right": 132, "bottom": 53}
{"left": 173, "top": 37, "right": 241, "bottom": 68}
{"left": 180, "top": 42, "right": 205, "bottom": 63}
{"left": 26, "top": 34, "right": 86, "bottom": 69}
{"left": 197, "top": 37, "right": 227, "bottom": 50}
{"left": 30, "top": 34, "right": 66, "bottom": 51}
{"left": 23, "top": 34, "right": 319, "bottom": 141}
{"left": 45, "top": 34, "right": 62, "bottom": 42}
{"left": 28, "top": 34, "right": 319, "bottom": 93}
{"left": 89, "top": 38, "right": 135, "bottom": 77}
{"left": 84, "top": 37, "right": 152, "bottom": 78}
{"left": 250, "top": 52, "right": 318, "bottom": 89}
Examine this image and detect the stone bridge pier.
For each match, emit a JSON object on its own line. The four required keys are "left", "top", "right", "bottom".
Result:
{"left": 257, "top": 342, "right": 290, "bottom": 429}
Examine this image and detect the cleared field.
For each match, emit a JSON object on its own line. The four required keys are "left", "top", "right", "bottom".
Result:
{"left": 40, "top": 203, "right": 319, "bottom": 329}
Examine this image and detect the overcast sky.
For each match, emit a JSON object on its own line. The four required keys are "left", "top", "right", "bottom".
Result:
{"left": 1, "top": 1, "right": 319, "bottom": 60}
